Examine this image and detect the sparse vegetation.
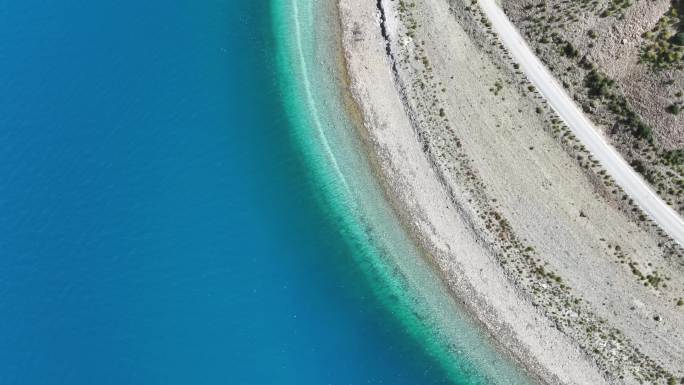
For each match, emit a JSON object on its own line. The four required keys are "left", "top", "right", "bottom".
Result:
{"left": 583, "top": 68, "right": 654, "bottom": 141}
{"left": 600, "top": 0, "right": 634, "bottom": 19}
{"left": 504, "top": 0, "right": 684, "bottom": 215}
{"left": 490, "top": 79, "right": 503, "bottom": 96}
{"left": 641, "top": 6, "right": 684, "bottom": 69}
{"left": 585, "top": 69, "right": 614, "bottom": 98}
{"left": 562, "top": 42, "right": 579, "bottom": 58}
{"left": 667, "top": 102, "right": 682, "bottom": 115}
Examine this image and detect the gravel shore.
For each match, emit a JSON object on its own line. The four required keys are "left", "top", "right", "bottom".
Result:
{"left": 338, "top": 0, "right": 684, "bottom": 383}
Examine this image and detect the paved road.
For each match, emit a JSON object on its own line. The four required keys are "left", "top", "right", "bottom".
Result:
{"left": 478, "top": 0, "right": 684, "bottom": 246}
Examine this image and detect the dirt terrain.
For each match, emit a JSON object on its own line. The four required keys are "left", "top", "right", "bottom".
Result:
{"left": 501, "top": 0, "right": 684, "bottom": 215}
{"left": 339, "top": 0, "right": 684, "bottom": 383}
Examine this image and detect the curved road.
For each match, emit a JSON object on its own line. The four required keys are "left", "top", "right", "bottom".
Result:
{"left": 479, "top": 0, "right": 684, "bottom": 246}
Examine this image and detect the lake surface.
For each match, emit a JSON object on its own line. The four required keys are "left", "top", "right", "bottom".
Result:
{"left": 0, "top": 0, "right": 531, "bottom": 384}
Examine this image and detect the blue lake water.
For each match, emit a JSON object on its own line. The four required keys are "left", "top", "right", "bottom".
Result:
{"left": 0, "top": 0, "right": 541, "bottom": 383}
{"left": 0, "top": 0, "right": 465, "bottom": 384}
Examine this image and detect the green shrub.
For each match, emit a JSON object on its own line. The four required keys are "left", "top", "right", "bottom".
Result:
{"left": 585, "top": 70, "right": 614, "bottom": 98}
{"left": 563, "top": 42, "right": 579, "bottom": 58}
{"left": 641, "top": 7, "right": 684, "bottom": 69}
{"left": 633, "top": 120, "right": 653, "bottom": 141}
{"left": 674, "top": 32, "right": 684, "bottom": 46}
{"left": 663, "top": 149, "right": 684, "bottom": 165}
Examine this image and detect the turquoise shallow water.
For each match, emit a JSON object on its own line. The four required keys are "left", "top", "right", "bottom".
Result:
{"left": 274, "top": 1, "right": 533, "bottom": 385}
{"left": 0, "top": 0, "right": 531, "bottom": 383}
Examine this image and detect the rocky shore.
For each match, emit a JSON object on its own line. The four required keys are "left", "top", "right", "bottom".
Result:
{"left": 338, "top": 0, "right": 684, "bottom": 383}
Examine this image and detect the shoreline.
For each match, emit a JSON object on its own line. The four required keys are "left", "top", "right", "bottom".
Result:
{"left": 275, "top": 0, "right": 539, "bottom": 383}
{"left": 335, "top": 1, "right": 588, "bottom": 383}
{"left": 331, "top": 3, "right": 559, "bottom": 385}
{"left": 332, "top": 3, "right": 545, "bottom": 384}
{"left": 337, "top": 0, "right": 684, "bottom": 384}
